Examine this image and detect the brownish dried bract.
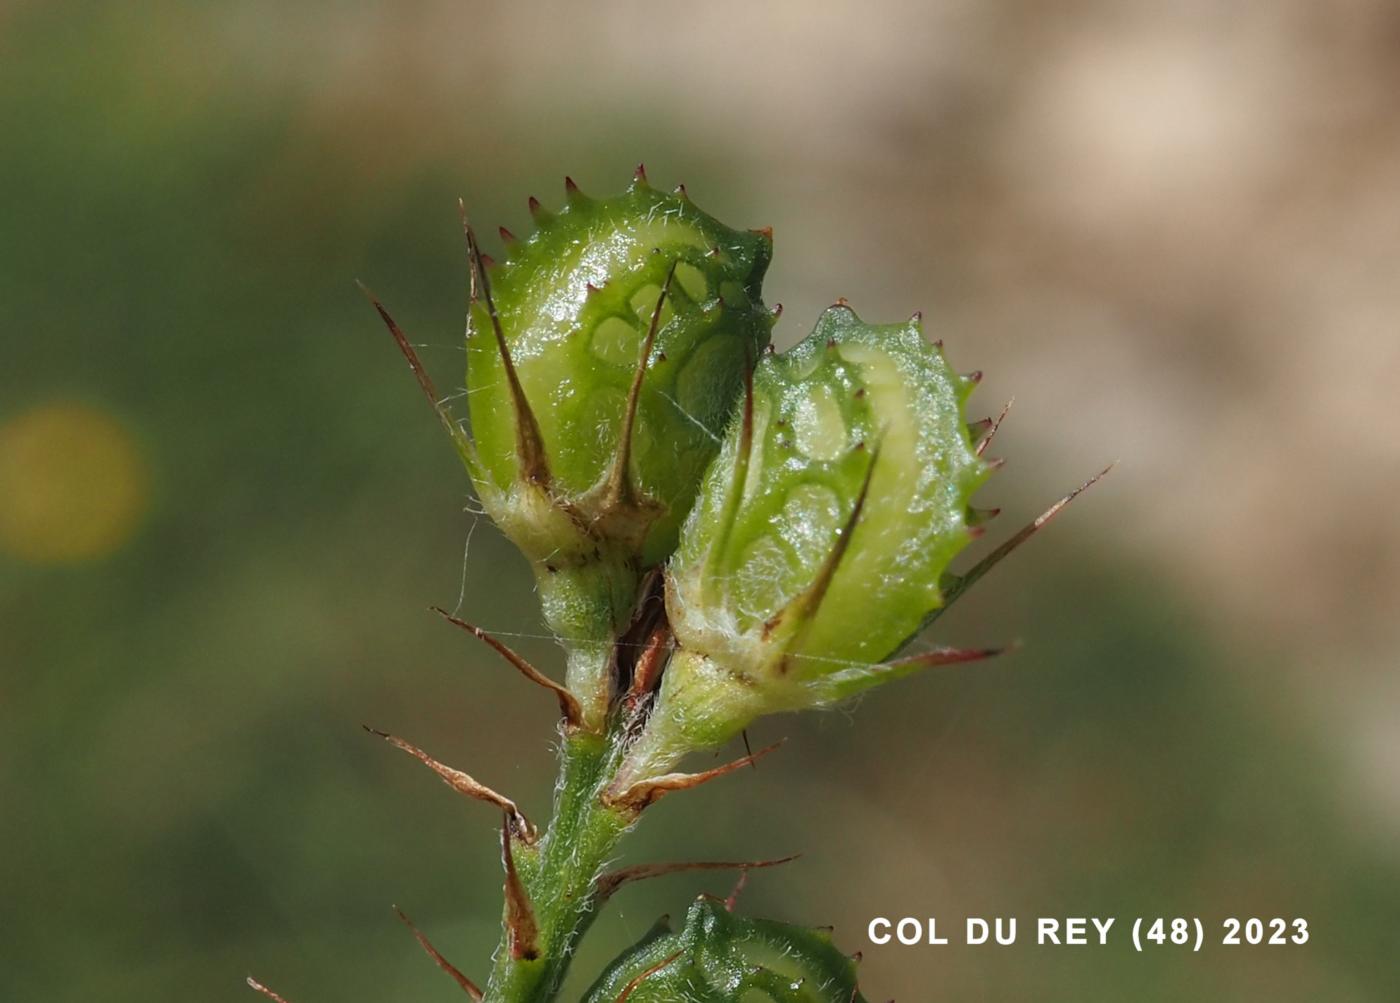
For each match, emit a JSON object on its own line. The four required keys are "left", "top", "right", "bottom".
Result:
{"left": 460, "top": 202, "right": 550, "bottom": 487}
{"left": 607, "top": 741, "right": 783, "bottom": 811}
{"left": 363, "top": 726, "right": 536, "bottom": 842}
{"left": 245, "top": 976, "right": 293, "bottom": 1003}
{"left": 430, "top": 606, "right": 583, "bottom": 727}
{"left": 626, "top": 622, "right": 672, "bottom": 707}
{"left": 500, "top": 819, "right": 540, "bottom": 961}
{"left": 617, "top": 949, "right": 685, "bottom": 1002}
{"left": 394, "top": 906, "right": 483, "bottom": 1000}
{"left": 594, "top": 854, "right": 799, "bottom": 905}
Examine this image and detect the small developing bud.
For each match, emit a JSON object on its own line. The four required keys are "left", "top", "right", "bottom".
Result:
{"left": 581, "top": 895, "right": 868, "bottom": 1002}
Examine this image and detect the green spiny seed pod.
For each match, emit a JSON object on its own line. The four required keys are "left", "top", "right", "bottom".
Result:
{"left": 464, "top": 172, "right": 773, "bottom": 728}
{"left": 626, "top": 304, "right": 991, "bottom": 767}
{"left": 582, "top": 896, "right": 868, "bottom": 1002}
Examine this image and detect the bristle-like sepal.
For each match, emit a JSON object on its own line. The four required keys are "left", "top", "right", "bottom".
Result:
{"left": 462, "top": 211, "right": 551, "bottom": 487}
{"left": 763, "top": 440, "right": 881, "bottom": 673}
{"left": 355, "top": 280, "right": 483, "bottom": 480}
{"left": 594, "top": 854, "right": 798, "bottom": 905}
{"left": 393, "top": 906, "right": 484, "bottom": 1000}
{"left": 606, "top": 741, "right": 781, "bottom": 811}
{"left": 363, "top": 726, "right": 536, "bottom": 842}
{"left": 933, "top": 463, "right": 1113, "bottom": 620}
{"left": 430, "top": 607, "right": 583, "bottom": 727}
{"left": 245, "top": 978, "right": 293, "bottom": 1003}
{"left": 601, "top": 260, "right": 678, "bottom": 514}
{"left": 977, "top": 398, "right": 1013, "bottom": 457}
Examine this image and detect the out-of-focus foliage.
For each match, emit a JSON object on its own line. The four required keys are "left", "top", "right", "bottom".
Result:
{"left": 2, "top": 3, "right": 1398, "bottom": 1001}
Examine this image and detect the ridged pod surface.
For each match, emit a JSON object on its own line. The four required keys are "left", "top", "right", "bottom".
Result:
{"left": 463, "top": 177, "right": 773, "bottom": 728}
{"left": 581, "top": 897, "right": 868, "bottom": 1003}
{"left": 635, "top": 305, "right": 990, "bottom": 760}
{"left": 467, "top": 179, "right": 773, "bottom": 565}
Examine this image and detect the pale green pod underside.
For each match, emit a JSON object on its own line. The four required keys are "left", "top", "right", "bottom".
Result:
{"left": 466, "top": 182, "right": 772, "bottom": 567}
{"left": 581, "top": 896, "right": 868, "bottom": 1003}
{"left": 667, "top": 305, "right": 989, "bottom": 691}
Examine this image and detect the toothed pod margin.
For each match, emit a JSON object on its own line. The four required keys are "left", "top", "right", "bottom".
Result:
{"left": 465, "top": 178, "right": 773, "bottom": 729}
{"left": 581, "top": 897, "right": 869, "bottom": 1002}
{"left": 631, "top": 304, "right": 991, "bottom": 767}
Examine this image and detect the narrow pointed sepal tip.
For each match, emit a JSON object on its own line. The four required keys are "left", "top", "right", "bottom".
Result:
{"left": 498, "top": 225, "right": 516, "bottom": 244}
{"left": 607, "top": 741, "right": 784, "bottom": 811}
{"left": 463, "top": 217, "right": 551, "bottom": 486}
{"left": 393, "top": 905, "right": 484, "bottom": 1000}
{"left": 601, "top": 259, "right": 678, "bottom": 515}
{"left": 245, "top": 977, "right": 292, "bottom": 1003}
{"left": 976, "top": 398, "right": 1014, "bottom": 457}
{"left": 633, "top": 162, "right": 649, "bottom": 185}
{"left": 595, "top": 854, "right": 800, "bottom": 905}
{"left": 884, "top": 641, "right": 1015, "bottom": 673}
{"left": 430, "top": 606, "right": 584, "bottom": 727}
{"left": 363, "top": 725, "right": 536, "bottom": 841}
{"left": 936, "top": 463, "right": 1113, "bottom": 615}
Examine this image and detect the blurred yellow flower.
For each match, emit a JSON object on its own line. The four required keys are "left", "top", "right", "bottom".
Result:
{"left": 0, "top": 403, "right": 149, "bottom": 564}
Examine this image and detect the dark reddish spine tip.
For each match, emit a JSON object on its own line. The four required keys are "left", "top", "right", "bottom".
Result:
{"left": 564, "top": 175, "right": 580, "bottom": 194}
{"left": 674, "top": 182, "right": 689, "bottom": 199}
{"left": 479, "top": 253, "right": 496, "bottom": 271}
{"left": 770, "top": 302, "right": 784, "bottom": 318}
{"left": 752, "top": 225, "right": 774, "bottom": 240}
{"left": 527, "top": 195, "right": 542, "bottom": 216}
{"left": 633, "top": 162, "right": 648, "bottom": 184}
{"left": 498, "top": 226, "right": 516, "bottom": 244}
{"left": 966, "top": 370, "right": 983, "bottom": 385}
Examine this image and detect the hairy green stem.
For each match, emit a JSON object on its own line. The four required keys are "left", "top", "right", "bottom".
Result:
{"left": 483, "top": 729, "right": 636, "bottom": 1002}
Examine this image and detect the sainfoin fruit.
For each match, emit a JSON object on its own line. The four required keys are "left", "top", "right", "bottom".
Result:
{"left": 257, "top": 168, "right": 1105, "bottom": 1003}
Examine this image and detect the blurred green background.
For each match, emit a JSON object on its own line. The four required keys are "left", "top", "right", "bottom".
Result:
{"left": 3, "top": 2, "right": 1398, "bottom": 1000}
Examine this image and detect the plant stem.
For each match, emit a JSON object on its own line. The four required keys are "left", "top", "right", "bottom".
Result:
{"left": 482, "top": 729, "right": 636, "bottom": 1002}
